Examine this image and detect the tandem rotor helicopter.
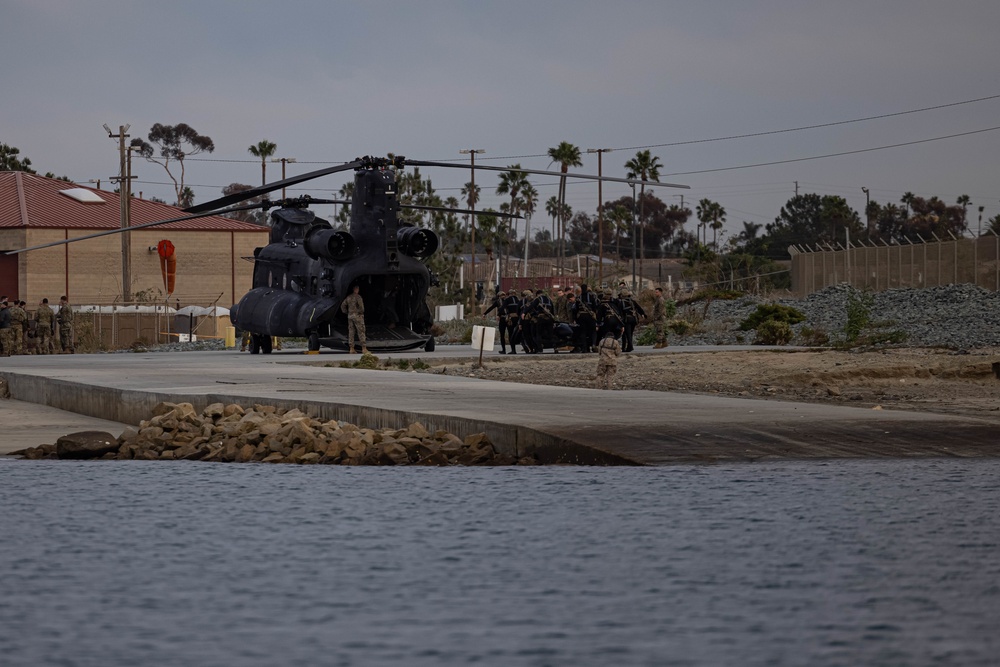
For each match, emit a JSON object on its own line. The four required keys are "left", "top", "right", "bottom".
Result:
{"left": 12, "top": 153, "right": 687, "bottom": 354}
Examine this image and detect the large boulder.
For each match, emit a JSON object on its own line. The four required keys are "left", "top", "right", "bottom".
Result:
{"left": 55, "top": 431, "right": 121, "bottom": 459}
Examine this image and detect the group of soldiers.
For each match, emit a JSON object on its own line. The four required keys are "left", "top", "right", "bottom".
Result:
{"left": 484, "top": 282, "right": 671, "bottom": 356}
{"left": 0, "top": 296, "right": 75, "bottom": 356}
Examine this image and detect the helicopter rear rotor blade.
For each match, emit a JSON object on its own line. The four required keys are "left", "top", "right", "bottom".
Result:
{"left": 185, "top": 159, "right": 366, "bottom": 213}
{"left": 401, "top": 204, "right": 521, "bottom": 218}
{"left": 404, "top": 159, "right": 689, "bottom": 190}
{"left": 5, "top": 203, "right": 266, "bottom": 255}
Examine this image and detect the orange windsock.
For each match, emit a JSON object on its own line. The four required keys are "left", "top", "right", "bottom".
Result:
{"left": 157, "top": 240, "right": 176, "bottom": 295}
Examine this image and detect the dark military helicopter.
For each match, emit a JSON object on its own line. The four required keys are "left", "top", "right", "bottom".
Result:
{"left": 10, "top": 153, "right": 687, "bottom": 354}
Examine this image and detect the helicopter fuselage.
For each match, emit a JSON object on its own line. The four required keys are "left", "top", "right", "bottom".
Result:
{"left": 230, "top": 166, "right": 438, "bottom": 353}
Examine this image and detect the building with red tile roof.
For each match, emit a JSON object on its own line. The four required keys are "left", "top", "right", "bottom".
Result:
{"left": 0, "top": 172, "right": 268, "bottom": 307}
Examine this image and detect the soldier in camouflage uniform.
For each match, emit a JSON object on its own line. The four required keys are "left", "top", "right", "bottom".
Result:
{"left": 341, "top": 284, "right": 368, "bottom": 354}
{"left": 652, "top": 287, "right": 668, "bottom": 348}
{"left": 595, "top": 329, "right": 622, "bottom": 390}
{"left": 0, "top": 301, "right": 13, "bottom": 356}
{"left": 35, "top": 298, "right": 55, "bottom": 354}
{"left": 57, "top": 295, "right": 75, "bottom": 353}
{"left": 8, "top": 300, "right": 27, "bottom": 354}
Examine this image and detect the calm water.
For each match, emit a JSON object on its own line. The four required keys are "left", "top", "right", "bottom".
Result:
{"left": 0, "top": 459, "right": 997, "bottom": 667}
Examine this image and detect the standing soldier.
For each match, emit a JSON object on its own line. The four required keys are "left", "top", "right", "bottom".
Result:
{"left": 0, "top": 300, "right": 12, "bottom": 356}
{"left": 8, "top": 299, "right": 27, "bottom": 355}
{"left": 341, "top": 283, "right": 368, "bottom": 354}
{"left": 57, "top": 295, "right": 75, "bottom": 353}
{"left": 35, "top": 298, "right": 55, "bottom": 354}
{"left": 616, "top": 289, "right": 646, "bottom": 353}
{"left": 577, "top": 283, "right": 600, "bottom": 352}
{"left": 595, "top": 329, "right": 622, "bottom": 390}
{"left": 596, "top": 288, "right": 624, "bottom": 342}
{"left": 504, "top": 290, "right": 522, "bottom": 354}
{"left": 652, "top": 287, "right": 669, "bottom": 349}
{"left": 518, "top": 290, "right": 536, "bottom": 353}
{"left": 483, "top": 290, "right": 511, "bottom": 354}
{"left": 553, "top": 287, "right": 570, "bottom": 323}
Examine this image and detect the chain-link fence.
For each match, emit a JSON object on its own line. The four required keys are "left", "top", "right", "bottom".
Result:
{"left": 790, "top": 234, "right": 1000, "bottom": 297}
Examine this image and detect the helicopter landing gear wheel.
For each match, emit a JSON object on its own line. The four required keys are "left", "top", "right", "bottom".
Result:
{"left": 307, "top": 332, "right": 320, "bottom": 352}
{"left": 261, "top": 335, "right": 273, "bottom": 354}
{"left": 424, "top": 336, "right": 435, "bottom": 352}
{"left": 249, "top": 334, "right": 261, "bottom": 355}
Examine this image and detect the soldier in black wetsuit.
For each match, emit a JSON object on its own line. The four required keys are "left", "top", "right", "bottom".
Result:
{"left": 575, "top": 283, "right": 600, "bottom": 352}
{"left": 597, "top": 288, "right": 624, "bottom": 342}
{"left": 616, "top": 288, "right": 646, "bottom": 353}
{"left": 484, "top": 289, "right": 512, "bottom": 354}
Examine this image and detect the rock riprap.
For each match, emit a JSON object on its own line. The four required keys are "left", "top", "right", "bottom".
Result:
{"left": 11, "top": 401, "right": 537, "bottom": 466}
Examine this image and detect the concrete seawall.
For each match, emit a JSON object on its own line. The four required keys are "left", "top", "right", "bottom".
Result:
{"left": 3, "top": 350, "right": 1000, "bottom": 465}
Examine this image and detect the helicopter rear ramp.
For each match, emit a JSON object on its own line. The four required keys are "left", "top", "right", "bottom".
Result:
{"left": 322, "top": 324, "right": 431, "bottom": 352}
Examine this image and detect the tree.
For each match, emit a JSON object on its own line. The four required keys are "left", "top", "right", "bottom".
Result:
{"left": 520, "top": 182, "right": 538, "bottom": 263}
{"left": 220, "top": 183, "right": 266, "bottom": 225}
{"left": 624, "top": 150, "right": 662, "bottom": 270}
{"left": 1, "top": 143, "right": 35, "bottom": 173}
{"left": 696, "top": 198, "right": 726, "bottom": 248}
{"left": 178, "top": 186, "right": 196, "bottom": 208}
{"left": 547, "top": 141, "right": 582, "bottom": 271}
{"left": 131, "top": 123, "right": 215, "bottom": 206}
{"left": 248, "top": 139, "right": 277, "bottom": 187}
{"left": 757, "top": 193, "right": 862, "bottom": 257}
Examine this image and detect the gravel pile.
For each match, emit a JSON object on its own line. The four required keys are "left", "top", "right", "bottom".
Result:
{"left": 115, "top": 283, "right": 1000, "bottom": 353}
{"left": 677, "top": 283, "right": 1000, "bottom": 349}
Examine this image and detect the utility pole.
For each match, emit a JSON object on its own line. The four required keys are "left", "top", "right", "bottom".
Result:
{"left": 587, "top": 148, "right": 611, "bottom": 286}
{"left": 794, "top": 181, "right": 799, "bottom": 197}
{"left": 460, "top": 148, "right": 484, "bottom": 311}
{"left": 862, "top": 187, "right": 871, "bottom": 234}
{"left": 105, "top": 123, "right": 133, "bottom": 301}
{"left": 272, "top": 157, "right": 297, "bottom": 199}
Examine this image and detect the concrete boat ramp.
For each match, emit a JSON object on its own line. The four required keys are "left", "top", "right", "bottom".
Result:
{"left": 2, "top": 348, "right": 998, "bottom": 464}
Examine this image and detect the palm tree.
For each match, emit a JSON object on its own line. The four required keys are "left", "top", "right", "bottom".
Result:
{"left": 178, "top": 186, "right": 196, "bottom": 208}
{"left": 624, "top": 150, "right": 662, "bottom": 279}
{"left": 520, "top": 182, "right": 538, "bottom": 264}
{"left": 248, "top": 140, "right": 277, "bottom": 187}
{"left": 956, "top": 194, "right": 971, "bottom": 232}
{"left": 901, "top": 192, "right": 915, "bottom": 219}
{"left": 710, "top": 203, "right": 727, "bottom": 248}
{"left": 547, "top": 141, "right": 582, "bottom": 272}
{"left": 496, "top": 165, "right": 530, "bottom": 279}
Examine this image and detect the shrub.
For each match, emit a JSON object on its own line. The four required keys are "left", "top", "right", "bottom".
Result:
{"left": 754, "top": 320, "right": 793, "bottom": 345}
{"left": 739, "top": 303, "right": 805, "bottom": 331}
{"left": 635, "top": 325, "right": 657, "bottom": 346}
{"left": 667, "top": 318, "right": 693, "bottom": 335}
{"left": 798, "top": 326, "right": 830, "bottom": 347}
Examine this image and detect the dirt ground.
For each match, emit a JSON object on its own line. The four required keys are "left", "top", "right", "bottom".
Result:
{"left": 418, "top": 347, "right": 1000, "bottom": 422}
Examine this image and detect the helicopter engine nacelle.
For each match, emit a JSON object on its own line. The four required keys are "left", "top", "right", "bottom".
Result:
{"left": 304, "top": 226, "right": 356, "bottom": 261}
{"left": 397, "top": 226, "right": 438, "bottom": 259}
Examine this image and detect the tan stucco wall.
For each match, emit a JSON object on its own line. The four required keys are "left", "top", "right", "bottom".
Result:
{"left": 19, "top": 228, "right": 267, "bottom": 307}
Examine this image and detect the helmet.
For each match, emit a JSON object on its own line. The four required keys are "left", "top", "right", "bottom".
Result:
{"left": 522, "top": 289, "right": 532, "bottom": 297}
{"left": 620, "top": 289, "right": 631, "bottom": 298}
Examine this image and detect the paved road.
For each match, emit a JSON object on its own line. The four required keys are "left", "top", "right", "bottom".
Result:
{"left": 3, "top": 346, "right": 998, "bottom": 463}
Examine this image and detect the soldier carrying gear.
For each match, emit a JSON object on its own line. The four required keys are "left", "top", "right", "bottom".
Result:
{"left": 575, "top": 283, "right": 599, "bottom": 352}
{"left": 484, "top": 290, "right": 514, "bottom": 354}
{"left": 616, "top": 289, "right": 646, "bottom": 353}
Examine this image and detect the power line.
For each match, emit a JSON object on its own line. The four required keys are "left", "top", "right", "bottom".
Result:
{"left": 663, "top": 125, "right": 1000, "bottom": 177}
{"left": 480, "top": 93, "right": 1000, "bottom": 161}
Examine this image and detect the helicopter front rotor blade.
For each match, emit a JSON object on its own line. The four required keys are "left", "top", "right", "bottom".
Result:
{"left": 404, "top": 159, "right": 689, "bottom": 190}
{"left": 5, "top": 203, "right": 266, "bottom": 255}
{"left": 185, "top": 159, "right": 366, "bottom": 213}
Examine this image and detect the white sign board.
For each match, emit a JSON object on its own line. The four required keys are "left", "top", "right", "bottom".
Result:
{"left": 177, "top": 334, "right": 197, "bottom": 343}
{"left": 470, "top": 325, "right": 496, "bottom": 351}
{"left": 436, "top": 304, "right": 464, "bottom": 321}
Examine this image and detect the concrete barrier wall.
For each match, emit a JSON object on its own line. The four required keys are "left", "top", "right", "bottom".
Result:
{"left": 0, "top": 371, "right": 633, "bottom": 465}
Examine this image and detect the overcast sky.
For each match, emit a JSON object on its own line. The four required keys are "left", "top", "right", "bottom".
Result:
{"left": 4, "top": 0, "right": 999, "bottom": 242}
